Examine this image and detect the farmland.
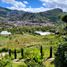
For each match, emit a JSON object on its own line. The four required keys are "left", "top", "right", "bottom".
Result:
{"left": 0, "top": 32, "right": 65, "bottom": 67}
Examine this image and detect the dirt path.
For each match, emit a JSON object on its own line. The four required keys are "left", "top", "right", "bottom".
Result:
{"left": 43, "top": 58, "right": 55, "bottom": 67}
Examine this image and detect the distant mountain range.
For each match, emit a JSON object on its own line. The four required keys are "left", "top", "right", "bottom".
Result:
{"left": 0, "top": 7, "right": 65, "bottom": 26}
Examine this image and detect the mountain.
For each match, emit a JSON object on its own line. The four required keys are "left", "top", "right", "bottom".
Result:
{"left": 39, "top": 8, "right": 63, "bottom": 22}
{"left": 0, "top": 7, "right": 64, "bottom": 23}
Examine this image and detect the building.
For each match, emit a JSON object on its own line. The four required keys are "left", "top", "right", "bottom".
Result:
{"left": 0, "top": 31, "right": 11, "bottom": 35}
{"left": 35, "top": 31, "right": 52, "bottom": 35}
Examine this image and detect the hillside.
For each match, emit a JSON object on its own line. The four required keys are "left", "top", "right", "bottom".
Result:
{"left": 0, "top": 7, "right": 63, "bottom": 23}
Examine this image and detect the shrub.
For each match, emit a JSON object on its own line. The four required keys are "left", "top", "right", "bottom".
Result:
{"left": 55, "top": 43, "right": 67, "bottom": 67}
{"left": 0, "top": 48, "right": 8, "bottom": 52}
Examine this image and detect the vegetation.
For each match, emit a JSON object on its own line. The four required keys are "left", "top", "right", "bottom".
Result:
{"left": 61, "top": 15, "right": 67, "bottom": 23}
{"left": 54, "top": 14, "right": 67, "bottom": 67}
{"left": 55, "top": 42, "right": 67, "bottom": 67}
{"left": 0, "top": 7, "right": 67, "bottom": 67}
{"left": 0, "top": 7, "right": 64, "bottom": 22}
{"left": 0, "top": 31, "right": 65, "bottom": 67}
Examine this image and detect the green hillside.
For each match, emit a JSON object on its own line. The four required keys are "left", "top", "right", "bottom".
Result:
{"left": 0, "top": 7, "right": 64, "bottom": 22}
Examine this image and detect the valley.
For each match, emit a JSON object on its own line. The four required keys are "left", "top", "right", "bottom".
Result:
{"left": 0, "top": 7, "right": 67, "bottom": 67}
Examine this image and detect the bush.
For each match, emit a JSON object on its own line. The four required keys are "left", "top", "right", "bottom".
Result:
{"left": 25, "top": 59, "right": 44, "bottom": 67}
{"left": 0, "top": 48, "right": 8, "bottom": 52}
{"left": 55, "top": 43, "right": 67, "bottom": 67}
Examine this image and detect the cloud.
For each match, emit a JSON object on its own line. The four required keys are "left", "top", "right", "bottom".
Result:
{"left": 1, "top": 0, "right": 67, "bottom": 12}
{"left": 12, "top": 1, "right": 26, "bottom": 8}
{"left": 40, "top": 0, "right": 67, "bottom": 12}
{"left": 7, "top": 6, "right": 54, "bottom": 13}
{"left": 2, "top": 0, "right": 15, "bottom": 3}
{"left": 2, "top": 0, "right": 27, "bottom": 8}
{"left": 3, "top": 0, "right": 53, "bottom": 13}
{"left": 23, "top": 1, "right": 28, "bottom": 4}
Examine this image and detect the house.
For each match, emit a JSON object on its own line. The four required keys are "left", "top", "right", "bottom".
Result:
{"left": 0, "top": 31, "right": 11, "bottom": 35}
{"left": 35, "top": 31, "right": 52, "bottom": 35}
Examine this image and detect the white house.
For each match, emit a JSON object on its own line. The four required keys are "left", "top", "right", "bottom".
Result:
{"left": 35, "top": 31, "right": 52, "bottom": 35}
{"left": 0, "top": 31, "right": 11, "bottom": 35}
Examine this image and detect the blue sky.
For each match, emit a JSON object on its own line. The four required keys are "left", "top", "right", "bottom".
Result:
{"left": 0, "top": 0, "right": 67, "bottom": 12}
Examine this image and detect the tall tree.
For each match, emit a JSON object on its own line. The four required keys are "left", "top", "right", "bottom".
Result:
{"left": 55, "top": 45, "right": 67, "bottom": 67}
{"left": 14, "top": 49, "right": 17, "bottom": 59}
{"left": 62, "top": 15, "right": 67, "bottom": 23}
{"left": 21, "top": 48, "right": 24, "bottom": 59}
{"left": 40, "top": 46, "right": 43, "bottom": 59}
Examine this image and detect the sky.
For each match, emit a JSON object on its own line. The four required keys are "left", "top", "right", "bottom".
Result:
{"left": 0, "top": 0, "right": 67, "bottom": 13}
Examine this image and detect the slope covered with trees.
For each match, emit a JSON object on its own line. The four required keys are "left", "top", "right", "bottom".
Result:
{"left": 0, "top": 7, "right": 64, "bottom": 23}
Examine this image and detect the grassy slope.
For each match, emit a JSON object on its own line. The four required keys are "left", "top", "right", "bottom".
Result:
{"left": 0, "top": 33, "right": 64, "bottom": 48}
{"left": 0, "top": 33, "right": 64, "bottom": 67}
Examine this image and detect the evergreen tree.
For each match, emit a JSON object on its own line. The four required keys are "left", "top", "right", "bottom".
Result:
{"left": 21, "top": 48, "right": 24, "bottom": 59}
{"left": 62, "top": 15, "right": 67, "bottom": 23}
{"left": 55, "top": 45, "right": 66, "bottom": 67}
{"left": 8, "top": 49, "right": 11, "bottom": 57}
{"left": 40, "top": 46, "right": 43, "bottom": 59}
{"left": 50, "top": 46, "right": 52, "bottom": 58}
{"left": 14, "top": 49, "right": 17, "bottom": 59}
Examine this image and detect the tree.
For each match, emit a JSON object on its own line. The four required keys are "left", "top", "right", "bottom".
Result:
{"left": 21, "top": 48, "right": 24, "bottom": 59}
{"left": 40, "top": 46, "right": 43, "bottom": 59}
{"left": 62, "top": 15, "right": 67, "bottom": 23}
{"left": 55, "top": 43, "right": 67, "bottom": 67}
{"left": 49, "top": 46, "right": 52, "bottom": 58}
{"left": 61, "top": 15, "right": 67, "bottom": 34}
{"left": 14, "top": 49, "right": 17, "bottom": 59}
{"left": 8, "top": 49, "right": 11, "bottom": 57}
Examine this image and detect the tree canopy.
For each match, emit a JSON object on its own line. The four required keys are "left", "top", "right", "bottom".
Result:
{"left": 61, "top": 15, "right": 67, "bottom": 23}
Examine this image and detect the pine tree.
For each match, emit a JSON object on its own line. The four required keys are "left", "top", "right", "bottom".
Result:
{"left": 55, "top": 45, "right": 66, "bottom": 67}
{"left": 40, "top": 46, "right": 43, "bottom": 59}
{"left": 14, "top": 49, "right": 17, "bottom": 59}
{"left": 50, "top": 46, "right": 52, "bottom": 58}
{"left": 8, "top": 49, "right": 11, "bottom": 57}
{"left": 21, "top": 48, "right": 24, "bottom": 59}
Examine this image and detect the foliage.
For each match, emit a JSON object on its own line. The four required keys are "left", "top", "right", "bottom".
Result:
{"left": 0, "top": 7, "right": 63, "bottom": 22}
{"left": 25, "top": 59, "right": 44, "bottom": 67}
{"left": 0, "top": 56, "right": 12, "bottom": 67}
{"left": 55, "top": 43, "right": 67, "bottom": 67}
{"left": 40, "top": 45, "right": 43, "bottom": 59}
{"left": 61, "top": 15, "right": 67, "bottom": 23}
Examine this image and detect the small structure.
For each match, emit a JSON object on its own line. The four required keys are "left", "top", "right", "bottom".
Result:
{"left": 0, "top": 31, "right": 11, "bottom": 35}
{"left": 35, "top": 31, "right": 52, "bottom": 35}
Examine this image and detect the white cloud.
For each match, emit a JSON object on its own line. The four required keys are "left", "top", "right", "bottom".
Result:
{"left": 2, "top": 0, "right": 27, "bottom": 8}
{"left": 2, "top": 0, "right": 67, "bottom": 12}
{"left": 23, "top": 1, "right": 28, "bottom": 4}
{"left": 40, "top": 0, "right": 67, "bottom": 12}
{"left": 7, "top": 6, "right": 54, "bottom": 13}
{"left": 12, "top": 1, "right": 26, "bottom": 8}
{"left": 2, "top": 0, "right": 15, "bottom": 3}
{"left": 3, "top": 0, "right": 53, "bottom": 13}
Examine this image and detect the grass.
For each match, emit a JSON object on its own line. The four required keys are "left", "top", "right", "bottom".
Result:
{"left": 6, "top": 62, "right": 27, "bottom": 67}
{"left": 0, "top": 33, "right": 64, "bottom": 48}
{"left": 44, "top": 61, "right": 55, "bottom": 67}
{"left": 0, "top": 33, "right": 65, "bottom": 67}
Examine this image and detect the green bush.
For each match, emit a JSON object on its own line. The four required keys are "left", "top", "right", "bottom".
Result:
{"left": 55, "top": 43, "right": 67, "bottom": 67}
{"left": 25, "top": 59, "right": 44, "bottom": 67}
{"left": 0, "top": 48, "right": 8, "bottom": 52}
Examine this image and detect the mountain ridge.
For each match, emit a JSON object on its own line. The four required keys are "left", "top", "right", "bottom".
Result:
{"left": 0, "top": 7, "right": 64, "bottom": 26}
